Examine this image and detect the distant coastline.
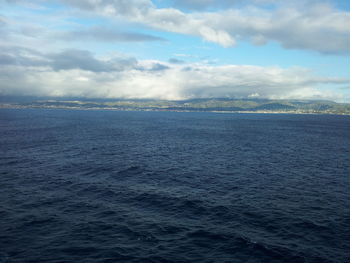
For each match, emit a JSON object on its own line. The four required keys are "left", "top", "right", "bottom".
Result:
{"left": 1, "top": 98, "right": 350, "bottom": 115}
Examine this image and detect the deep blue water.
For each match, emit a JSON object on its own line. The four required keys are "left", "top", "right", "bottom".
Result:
{"left": 0, "top": 109, "right": 350, "bottom": 263}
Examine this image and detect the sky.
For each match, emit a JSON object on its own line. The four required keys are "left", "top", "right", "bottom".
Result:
{"left": 1, "top": 0, "right": 350, "bottom": 101}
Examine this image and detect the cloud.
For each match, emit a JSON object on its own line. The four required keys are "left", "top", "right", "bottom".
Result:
{"left": 0, "top": 15, "right": 9, "bottom": 38}
{"left": 59, "top": 26, "right": 165, "bottom": 42}
{"left": 1, "top": 1, "right": 349, "bottom": 102}
{"left": 49, "top": 49, "right": 138, "bottom": 72}
{"left": 55, "top": 0, "right": 350, "bottom": 53}
{"left": 49, "top": 49, "right": 113, "bottom": 72}
{"left": 147, "top": 63, "right": 170, "bottom": 71}
{"left": 56, "top": 0, "right": 236, "bottom": 47}
{"left": 60, "top": 0, "right": 153, "bottom": 15}
{"left": 0, "top": 46, "right": 138, "bottom": 72}
{"left": 0, "top": 16, "right": 6, "bottom": 26}
{"left": 215, "top": 3, "right": 350, "bottom": 54}
{"left": 0, "top": 46, "right": 49, "bottom": 67}
{"left": 0, "top": 45, "right": 348, "bottom": 100}
{"left": 172, "top": 0, "right": 283, "bottom": 10}
{"left": 168, "top": 58, "right": 185, "bottom": 64}
{"left": 172, "top": 0, "right": 230, "bottom": 11}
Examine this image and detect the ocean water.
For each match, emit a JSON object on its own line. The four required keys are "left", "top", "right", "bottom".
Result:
{"left": 0, "top": 108, "right": 349, "bottom": 263}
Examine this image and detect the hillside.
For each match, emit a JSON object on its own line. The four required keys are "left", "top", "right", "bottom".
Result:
{"left": 1, "top": 97, "right": 350, "bottom": 115}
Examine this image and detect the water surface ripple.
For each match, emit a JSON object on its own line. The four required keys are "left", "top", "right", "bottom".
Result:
{"left": 0, "top": 109, "right": 349, "bottom": 262}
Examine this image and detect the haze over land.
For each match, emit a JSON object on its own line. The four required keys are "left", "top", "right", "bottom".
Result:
{"left": 2, "top": 97, "right": 350, "bottom": 115}
{"left": 1, "top": 0, "right": 350, "bottom": 101}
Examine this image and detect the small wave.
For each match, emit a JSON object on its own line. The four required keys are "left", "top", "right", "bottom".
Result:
{"left": 21, "top": 216, "right": 57, "bottom": 227}
{"left": 186, "top": 229, "right": 231, "bottom": 242}
{"left": 117, "top": 166, "right": 144, "bottom": 174}
{"left": 82, "top": 166, "right": 115, "bottom": 176}
{"left": 0, "top": 253, "right": 9, "bottom": 263}
{"left": 292, "top": 219, "right": 331, "bottom": 232}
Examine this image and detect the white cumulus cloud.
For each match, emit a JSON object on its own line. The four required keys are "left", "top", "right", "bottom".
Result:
{"left": 0, "top": 45, "right": 348, "bottom": 101}
{"left": 56, "top": 0, "right": 350, "bottom": 53}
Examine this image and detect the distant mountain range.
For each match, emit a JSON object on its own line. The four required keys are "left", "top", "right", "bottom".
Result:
{"left": 1, "top": 97, "right": 350, "bottom": 115}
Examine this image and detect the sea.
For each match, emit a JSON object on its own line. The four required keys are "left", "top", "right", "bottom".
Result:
{"left": 0, "top": 108, "right": 349, "bottom": 263}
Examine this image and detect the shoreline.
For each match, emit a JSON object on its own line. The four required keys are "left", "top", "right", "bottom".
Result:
{"left": 1, "top": 104, "right": 350, "bottom": 116}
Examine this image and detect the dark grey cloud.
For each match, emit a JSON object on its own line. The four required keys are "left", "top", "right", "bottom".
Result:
{"left": 60, "top": 0, "right": 152, "bottom": 15}
{"left": 0, "top": 46, "right": 139, "bottom": 72}
{"left": 149, "top": 63, "right": 170, "bottom": 71}
{"left": 108, "top": 57, "right": 139, "bottom": 71}
{"left": 172, "top": 0, "right": 279, "bottom": 10}
{"left": 0, "top": 46, "right": 49, "bottom": 67}
{"left": 0, "top": 16, "right": 6, "bottom": 27}
{"left": 172, "top": 0, "right": 234, "bottom": 10}
{"left": 0, "top": 16, "right": 8, "bottom": 36}
{"left": 137, "top": 62, "right": 170, "bottom": 71}
{"left": 168, "top": 58, "right": 184, "bottom": 64}
{"left": 60, "top": 27, "right": 165, "bottom": 42}
{"left": 49, "top": 49, "right": 114, "bottom": 72}
{"left": 0, "top": 54, "right": 16, "bottom": 65}
{"left": 3, "top": 0, "right": 20, "bottom": 3}
{"left": 49, "top": 49, "right": 138, "bottom": 72}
